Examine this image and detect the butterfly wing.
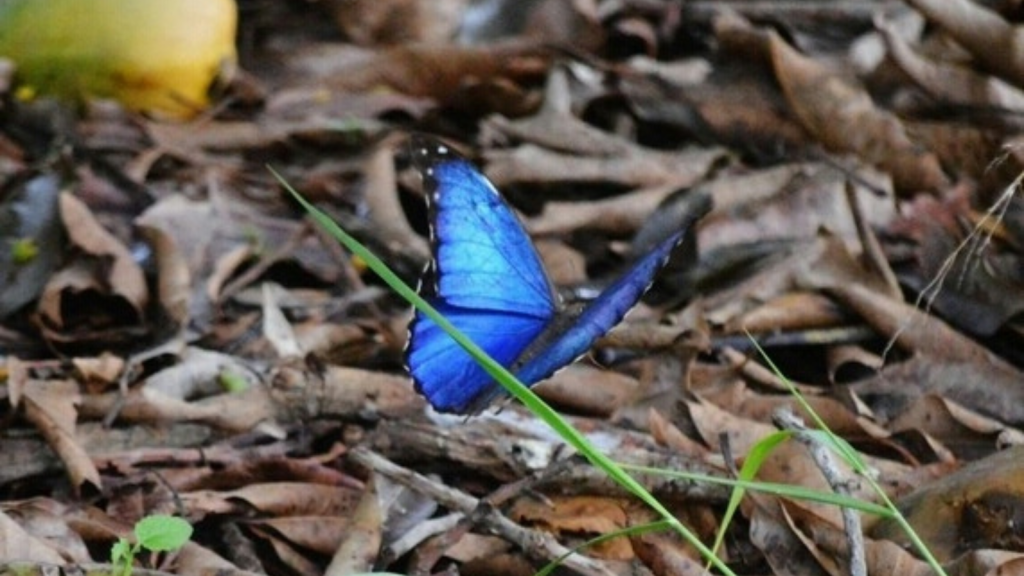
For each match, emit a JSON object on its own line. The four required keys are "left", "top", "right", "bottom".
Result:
{"left": 406, "top": 136, "right": 557, "bottom": 413}
{"left": 514, "top": 230, "right": 684, "bottom": 386}
{"left": 407, "top": 303, "right": 550, "bottom": 412}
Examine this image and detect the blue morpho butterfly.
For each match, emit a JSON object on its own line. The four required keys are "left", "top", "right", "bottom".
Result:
{"left": 405, "top": 135, "right": 685, "bottom": 414}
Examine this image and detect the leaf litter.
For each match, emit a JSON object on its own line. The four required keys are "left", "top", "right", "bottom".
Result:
{"left": 1, "top": 1, "right": 1024, "bottom": 575}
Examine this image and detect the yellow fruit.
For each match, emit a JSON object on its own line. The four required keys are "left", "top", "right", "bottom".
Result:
{"left": 0, "top": 0, "right": 238, "bottom": 119}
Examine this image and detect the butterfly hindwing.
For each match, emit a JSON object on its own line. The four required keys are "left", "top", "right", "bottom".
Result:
{"left": 407, "top": 304, "right": 548, "bottom": 413}
{"left": 514, "top": 230, "right": 684, "bottom": 386}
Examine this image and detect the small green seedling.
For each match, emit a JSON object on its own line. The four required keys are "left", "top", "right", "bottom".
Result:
{"left": 10, "top": 237, "right": 39, "bottom": 264}
{"left": 218, "top": 369, "right": 249, "bottom": 392}
{"left": 111, "top": 515, "right": 193, "bottom": 576}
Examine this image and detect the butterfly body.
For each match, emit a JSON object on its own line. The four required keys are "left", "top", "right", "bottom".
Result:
{"left": 405, "top": 136, "right": 682, "bottom": 414}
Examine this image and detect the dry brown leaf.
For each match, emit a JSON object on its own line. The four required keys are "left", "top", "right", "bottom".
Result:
{"left": 138, "top": 193, "right": 344, "bottom": 309}
{"left": 71, "top": 352, "right": 124, "bottom": 393}
{"left": 700, "top": 237, "right": 832, "bottom": 327}
{"left": 905, "top": 0, "right": 1024, "bottom": 88}
{"left": 798, "top": 234, "right": 1018, "bottom": 368}
{"left": 22, "top": 380, "right": 81, "bottom": 445}
{"left": 177, "top": 541, "right": 262, "bottom": 575}
{"left": 292, "top": 321, "right": 367, "bottom": 359}
{"left": 749, "top": 502, "right": 829, "bottom": 576}
{"left": 59, "top": 192, "right": 148, "bottom": 315}
{"left": 0, "top": 509, "right": 66, "bottom": 564}
{"left": 443, "top": 533, "right": 512, "bottom": 563}
{"left": 6, "top": 356, "right": 27, "bottom": 409}
{"left": 700, "top": 163, "right": 895, "bottom": 255}
{"left": 826, "top": 344, "right": 883, "bottom": 383}
{"left": 21, "top": 379, "right": 101, "bottom": 493}
{"left": 0, "top": 173, "right": 64, "bottom": 321}
{"left": 683, "top": 397, "right": 775, "bottom": 457}
{"left": 136, "top": 194, "right": 224, "bottom": 275}
{"left": 716, "top": 348, "right": 820, "bottom": 396}
{"left": 36, "top": 260, "right": 103, "bottom": 331}
{"left": 526, "top": 184, "right": 680, "bottom": 236}
{"left": 728, "top": 291, "right": 848, "bottom": 334}
{"left": 700, "top": 380, "right": 889, "bottom": 441}
{"left": 976, "top": 554, "right": 1024, "bottom": 576}
{"left": 252, "top": 516, "right": 349, "bottom": 556}
{"left": 848, "top": 10, "right": 926, "bottom": 75}
{"left": 888, "top": 394, "right": 1024, "bottom": 459}
{"left": 0, "top": 499, "right": 93, "bottom": 563}
{"left": 136, "top": 223, "right": 191, "bottom": 331}
{"left": 486, "top": 143, "right": 721, "bottom": 191}
{"left": 880, "top": 20, "right": 1024, "bottom": 130}
{"left": 364, "top": 137, "right": 430, "bottom": 262}
{"left": 325, "top": 42, "right": 548, "bottom": 115}
{"left": 482, "top": 90, "right": 637, "bottom": 156}
{"left": 262, "top": 283, "right": 303, "bottom": 358}
{"left": 207, "top": 244, "right": 254, "bottom": 303}
{"left": 80, "top": 361, "right": 419, "bottom": 432}
{"left": 701, "top": 164, "right": 811, "bottom": 214}
{"left": 535, "top": 364, "right": 637, "bottom": 417}
{"left": 510, "top": 495, "right": 633, "bottom": 560}
{"left": 904, "top": 121, "right": 1009, "bottom": 183}
{"left": 855, "top": 355, "right": 1024, "bottom": 429}
{"left": 143, "top": 346, "right": 254, "bottom": 400}
{"left": 630, "top": 529, "right": 709, "bottom": 575}
{"left": 782, "top": 501, "right": 934, "bottom": 576}
{"left": 534, "top": 239, "right": 586, "bottom": 285}
{"left": 185, "top": 482, "right": 361, "bottom": 518}
{"left": 768, "top": 32, "right": 948, "bottom": 194}
{"left": 871, "top": 446, "right": 1024, "bottom": 561}
{"left": 884, "top": 190, "right": 1024, "bottom": 336}
{"left": 254, "top": 526, "right": 322, "bottom": 576}
{"left": 756, "top": 442, "right": 848, "bottom": 529}
{"left": 522, "top": 0, "right": 603, "bottom": 50}
{"left": 648, "top": 409, "right": 710, "bottom": 457}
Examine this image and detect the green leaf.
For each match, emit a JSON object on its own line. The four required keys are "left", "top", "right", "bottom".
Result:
{"left": 134, "top": 515, "right": 193, "bottom": 552}
{"left": 218, "top": 369, "right": 248, "bottom": 392}
{"left": 110, "top": 538, "right": 132, "bottom": 564}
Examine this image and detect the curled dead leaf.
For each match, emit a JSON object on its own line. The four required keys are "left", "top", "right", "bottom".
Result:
{"left": 59, "top": 192, "right": 148, "bottom": 315}
{"left": 136, "top": 223, "right": 191, "bottom": 332}
{"left": 905, "top": 0, "right": 1024, "bottom": 89}
{"left": 880, "top": 20, "right": 1024, "bottom": 131}
{"left": 768, "top": 33, "right": 948, "bottom": 194}
{"left": 21, "top": 378, "right": 102, "bottom": 493}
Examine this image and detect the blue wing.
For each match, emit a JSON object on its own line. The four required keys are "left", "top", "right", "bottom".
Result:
{"left": 406, "top": 136, "right": 557, "bottom": 413}
{"left": 407, "top": 304, "right": 549, "bottom": 412}
{"left": 514, "top": 230, "right": 684, "bottom": 386}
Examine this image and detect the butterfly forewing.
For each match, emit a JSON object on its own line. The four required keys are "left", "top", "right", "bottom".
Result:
{"left": 412, "top": 138, "right": 556, "bottom": 318}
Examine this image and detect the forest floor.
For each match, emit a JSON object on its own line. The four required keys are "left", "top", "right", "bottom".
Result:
{"left": 1, "top": 1, "right": 1024, "bottom": 575}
